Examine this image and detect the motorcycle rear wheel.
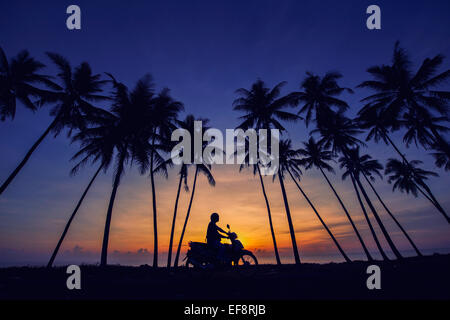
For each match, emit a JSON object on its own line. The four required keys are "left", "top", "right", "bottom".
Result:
{"left": 186, "top": 258, "right": 209, "bottom": 269}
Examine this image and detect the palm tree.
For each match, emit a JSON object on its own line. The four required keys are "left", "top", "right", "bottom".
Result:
{"left": 232, "top": 79, "right": 299, "bottom": 264}
{"left": 279, "top": 139, "right": 351, "bottom": 263}
{"left": 0, "top": 47, "right": 58, "bottom": 121}
{"left": 358, "top": 42, "right": 450, "bottom": 123}
{"left": 361, "top": 166, "right": 423, "bottom": 257}
{"left": 167, "top": 116, "right": 201, "bottom": 268}
{"left": 340, "top": 148, "right": 403, "bottom": 260}
{"left": 47, "top": 166, "right": 102, "bottom": 268}
{"left": 233, "top": 79, "right": 299, "bottom": 131}
{"left": 354, "top": 111, "right": 423, "bottom": 256}
{"left": 99, "top": 74, "right": 157, "bottom": 266}
{"left": 274, "top": 140, "right": 301, "bottom": 265}
{"left": 358, "top": 41, "right": 450, "bottom": 216}
{"left": 314, "top": 113, "right": 390, "bottom": 260}
{"left": 234, "top": 135, "right": 282, "bottom": 265}
{"left": 47, "top": 110, "right": 117, "bottom": 267}
{"left": 173, "top": 116, "right": 216, "bottom": 267}
{"left": 100, "top": 143, "right": 129, "bottom": 267}
{"left": 385, "top": 159, "right": 449, "bottom": 223}
{"left": 294, "top": 72, "right": 353, "bottom": 127}
{"left": 298, "top": 136, "right": 373, "bottom": 261}
{"left": 133, "top": 87, "right": 183, "bottom": 268}
{"left": 357, "top": 106, "right": 449, "bottom": 221}
{"left": 0, "top": 52, "right": 108, "bottom": 195}
{"left": 167, "top": 164, "right": 188, "bottom": 268}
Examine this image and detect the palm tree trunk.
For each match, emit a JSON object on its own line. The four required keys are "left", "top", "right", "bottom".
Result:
{"left": 47, "top": 164, "right": 103, "bottom": 268}
{"left": 288, "top": 169, "right": 351, "bottom": 263}
{"left": 319, "top": 167, "right": 373, "bottom": 261}
{"left": 167, "top": 172, "right": 183, "bottom": 268}
{"left": 100, "top": 156, "right": 126, "bottom": 266}
{"left": 417, "top": 180, "right": 449, "bottom": 223}
{"left": 150, "top": 145, "right": 158, "bottom": 268}
{"left": 256, "top": 164, "right": 281, "bottom": 265}
{"left": 384, "top": 130, "right": 448, "bottom": 221}
{"left": 362, "top": 173, "right": 422, "bottom": 257}
{"left": 383, "top": 131, "right": 409, "bottom": 164}
{"left": 350, "top": 173, "right": 389, "bottom": 261}
{"left": 174, "top": 166, "right": 199, "bottom": 267}
{"left": 414, "top": 183, "right": 436, "bottom": 204}
{"left": 354, "top": 175, "right": 403, "bottom": 259}
{"left": 414, "top": 182, "right": 450, "bottom": 222}
{"left": 0, "top": 117, "right": 58, "bottom": 195}
{"left": 277, "top": 171, "right": 301, "bottom": 265}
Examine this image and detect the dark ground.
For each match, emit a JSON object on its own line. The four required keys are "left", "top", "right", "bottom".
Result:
{"left": 0, "top": 254, "right": 449, "bottom": 300}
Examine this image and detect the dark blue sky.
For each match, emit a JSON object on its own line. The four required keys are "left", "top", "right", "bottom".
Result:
{"left": 1, "top": 0, "right": 449, "bottom": 265}
{"left": 2, "top": 0, "right": 449, "bottom": 129}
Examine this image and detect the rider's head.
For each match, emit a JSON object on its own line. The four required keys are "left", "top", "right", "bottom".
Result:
{"left": 210, "top": 212, "right": 219, "bottom": 223}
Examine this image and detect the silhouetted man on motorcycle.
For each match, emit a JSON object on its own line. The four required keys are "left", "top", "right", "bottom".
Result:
{"left": 206, "top": 212, "right": 229, "bottom": 262}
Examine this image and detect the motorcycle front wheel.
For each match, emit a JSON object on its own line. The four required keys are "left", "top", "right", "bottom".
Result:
{"left": 238, "top": 252, "right": 258, "bottom": 266}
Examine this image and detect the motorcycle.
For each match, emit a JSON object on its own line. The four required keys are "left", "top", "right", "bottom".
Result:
{"left": 184, "top": 224, "right": 258, "bottom": 269}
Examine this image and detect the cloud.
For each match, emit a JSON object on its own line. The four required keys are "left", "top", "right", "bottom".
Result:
{"left": 0, "top": 245, "right": 156, "bottom": 267}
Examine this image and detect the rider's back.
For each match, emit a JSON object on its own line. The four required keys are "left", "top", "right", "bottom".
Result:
{"left": 206, "top": 221, "right": 220, "bottom": 247}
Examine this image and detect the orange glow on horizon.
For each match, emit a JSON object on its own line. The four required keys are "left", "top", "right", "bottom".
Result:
{"left": 46, "top": 164, "right": 398, "bottom": 263}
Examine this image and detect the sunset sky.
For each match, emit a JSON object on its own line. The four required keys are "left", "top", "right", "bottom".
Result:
{"left": 0, "top": 0, "right": 449, "bottom": 266}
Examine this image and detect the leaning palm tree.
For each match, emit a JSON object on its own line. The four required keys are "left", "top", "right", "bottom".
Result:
{"left": 340, "top": 148, "right": 403, "bottom": 260}
{"left": 354, "top": 111, "right": 423, "bottom": 256}
{"left": 173, "top": 163, "right": 215, "bottom": 267}
{"left": 294, "top": 71, "right": 353, "bottom": 128}
{"left": 279, "top": 139, "right": 351, "bottom": 263}
{"left": 173, "top": 116, "right": 216, "bottom": 267}
{"left": 232, "top": 79, "right": 299, "bottom": 264}
{"left": 357, "top": 106, "right": 449, "bottom": 167}
{"left": 47, "top": 110, "right": 117, "bottom": 267}
{"left": 0, "top": 52, "right": 108, "bottom": 195}
{"left": 100, "top": 142, "right": 130, "bottom": 267}
{"left": 385, "top": 159, "right": 449, "bottom": 223}
{"left": 167, "top": 163, "right": 188, "bottom": 268}
{"left": 0, "top": 47, "right": 58, "bottom": 121}
{"left": 360, "top": 164, "right": 423, "bottom": 257}
{"left": 315, "top": 113, "right": 390, "bottom": 260}
{"left": 357, "top": 106, "right": 449, "bottom": 222}
{"left": 358, "top": 41, "right": 450, "bottom": 125}
{"left": 234, "top": 137, "right": 282, "bottom": 265}
{"left": 357, "top": 41, "right": 450, "bottom": 215}
{"left": 298, "top": 136, "right": 373, "bottom": 261}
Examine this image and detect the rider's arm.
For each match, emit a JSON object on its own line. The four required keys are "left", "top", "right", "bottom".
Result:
{"left": 216, "top": 225, "right": 226, "bottom": 233}
{"left": 215, "top": 225, "right": 229, "bottom": 238}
